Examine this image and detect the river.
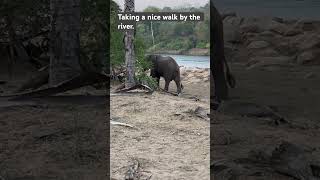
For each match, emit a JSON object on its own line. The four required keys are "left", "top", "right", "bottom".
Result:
{"left": 159, "top": 54, "right": 210, "bottom": 68}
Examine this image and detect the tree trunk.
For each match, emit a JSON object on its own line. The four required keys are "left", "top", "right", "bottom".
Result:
{"left": 151, "top": 21, "right": 155, "bottom": 46}
{"left": 49, "top": 0, "right": 81, "bottom": 87}
{"left": 210, "top": 3, "right": 229, "bottom": 101}
{"left": 124, "top": 0, "right": 136, "bottom": 88}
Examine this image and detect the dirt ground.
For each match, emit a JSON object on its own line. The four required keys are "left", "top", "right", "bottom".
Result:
{"left": 1, "top": 61, "right": 320, "bottom": 179}
{"left": 213, "top": 63, "right": 320, "bottom": 179}
{"left": 110, "top": 70, "right": 210, "bottom": 180}
{"left": 0, "top": 70, "right": 108, "bottom": 180}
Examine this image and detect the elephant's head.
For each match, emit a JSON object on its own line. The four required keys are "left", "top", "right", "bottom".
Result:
{"left": 144, "top": 54, "right": 158, "bottom": 71}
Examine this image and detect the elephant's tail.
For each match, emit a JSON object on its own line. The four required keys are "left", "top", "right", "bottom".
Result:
{"left": 181, "top": 83, "right": 184, "bottom": 90}
{"left": 223, "top": 58, "right": 236, "bottom": 88}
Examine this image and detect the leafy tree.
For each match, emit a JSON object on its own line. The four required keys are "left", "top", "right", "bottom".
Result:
{"left": 135, "top": 3, "right": 210, "bottom": 53}
{"left": 111, "top": 1, "right": 157, "bottom": 89}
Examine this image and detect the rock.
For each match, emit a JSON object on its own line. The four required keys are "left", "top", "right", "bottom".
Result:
{"left": 259, "top": 30, "right": 277, "bottom": 38}
{"left": 285, "top": 28, "right": 303, "bottom": 36}
{"left": 224, "top": 15, "right": 242, "bottom": 26}
{"left": 272, "top": 17, "right": 284, "bottom": 23}
{"left": 293, "top": 33, "right": 320, "bottom": 51}
{"left": 271, "top": 141, "right": 315, "bottom": 180}
{"left": 194, "top": 106, "right": 210, "bottom": 120}
{"left": 247, "top": 40, "right": 270, "bottom": 49}
{"left": 203, "top": 77, "right": 209, "bottom": 82}
{"left": 221, "top": 12, "right": 237, "bottom": 20}
{"left": 304, "top": 72, "right": 316, "bottom": 79}
{"left": 249, "top": 48, "right": 280, "bottom": 57}
{"left": 249, "top": 56, "right": 292, "bottom": 64}
{"left": 240, "top": 17, "right": 263, "bottom": 33}
{"left": 240, "top": 23, "right": 260, "bottom": 34}
{"left": 180, "top": 68, "right": 187, "bottom": 76}
{"left": 268, "top": 21, "right": 288, "bottom": 35}
{"left": 296, "top": 50, "right": 320, "bottom": 65}
{"left": 240, "top": 18, "right": 288, "bottom": 35}
{"left": 275, "top": 41, "right": 298, "bottom": 56}
{"left": 186, "top": 106, "right": 209, "bottom": 120}
{"left": 294, "top": 20, "right": 317, "bottom": 32}
{"left": 224, "top": 23, "right": 242, "bottom": 43}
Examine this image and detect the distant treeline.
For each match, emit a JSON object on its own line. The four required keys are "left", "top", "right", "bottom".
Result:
{"left": 136, "top": 4, "right": 210, "bottom": 53}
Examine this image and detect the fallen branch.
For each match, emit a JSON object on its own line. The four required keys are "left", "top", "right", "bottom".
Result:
{"left": 110, "top": 120, "right": 134, "bottom": 128}
{"left": 114, "top": 83, "right": 153, "bottom": 94}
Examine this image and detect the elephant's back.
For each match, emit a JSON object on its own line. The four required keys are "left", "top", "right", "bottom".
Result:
{"left": 157, "top": 56, "right": 179, "bottom": 68}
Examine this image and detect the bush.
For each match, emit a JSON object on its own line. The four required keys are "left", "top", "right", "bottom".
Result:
{"left": 134, "top": 37, "right": 158, "bottom": 89}
{"left": 196, "top": 41, "right": 207, "bottom": 49}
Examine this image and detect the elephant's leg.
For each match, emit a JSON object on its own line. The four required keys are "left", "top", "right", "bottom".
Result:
{"left": 212, "top": 56, "right": 228, "bottom": 101}
{"left": 156, "top": 76, "right": 160, "bottom": 86}
{"left": 174, "top": 76, "right": 182, "bottom": 94}
{"left": 164, "top": 80, "right": 170, "bottom": 91}
{"left": 211, "top": 3, "right": 229, "bottom": 101}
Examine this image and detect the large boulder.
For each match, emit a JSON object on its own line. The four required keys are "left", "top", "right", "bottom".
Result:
{"left": 296, "top": 33, "right": 320, "bottom": 51}
{"left": 240, "top": 17, "right": 289, "bottom": 35}
{"left": 246, "top": 56, "right": 293, "bottom": 69}
{"left": 223, "top": 16, "right": 243, "bottom": 43}
{"left": 249, "top": 48, "right": 280, "bottom": 57}
{"left": 293, "top": 20, "right": 317, "bottom": 32}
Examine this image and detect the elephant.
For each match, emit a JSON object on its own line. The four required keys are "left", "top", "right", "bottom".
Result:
{"left": 145, "top": 54, "right": 183, "bottom": 94}
{"left": 211, "top": 2, "right": 236, "bottom": 103}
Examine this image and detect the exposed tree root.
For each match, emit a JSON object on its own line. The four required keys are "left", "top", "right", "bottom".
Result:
{"left": 15, "top": 67, "right": 49, "bottom": 93}
{"left": 114, "top": 84, "right": 153, "bottom": 94}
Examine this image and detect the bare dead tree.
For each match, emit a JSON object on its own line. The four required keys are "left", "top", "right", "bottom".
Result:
{"left": 124, "top": 0, "right": 136, "bottom": 88}
{"left": 49, "top": 0, "right": 81, "bottom": 87}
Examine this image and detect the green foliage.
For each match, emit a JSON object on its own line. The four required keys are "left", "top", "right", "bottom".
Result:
{"left": 166, "top": 38, "right": 192, "bottom": 50}
{"left": 196, "top": 41, "right": 207, "bottom": 49}
{"left": 0, "top": 0, "right": 50, "bottom": 42}
{"left": 111, "top": 1, "right": 157, "bottom": 88}
{"left": 110, "top": 1, "right": 124, "bottom": 67}
{"left": 135, "top": 73, "right": 158, "bottom": 90}
{"left": 80, "top": 0, "right": 109, "bottom": 73}
{"left": 134, "top": 35, "right": 157, "bottom": 89}
{"left": 136, "top": 4, "right": 210, "bottom": 53}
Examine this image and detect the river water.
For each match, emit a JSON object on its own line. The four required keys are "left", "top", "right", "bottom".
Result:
{"left": 159, "top": 54, "right": 210, "bottom": 68}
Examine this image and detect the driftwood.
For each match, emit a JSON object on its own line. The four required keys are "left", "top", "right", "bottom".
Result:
{"left": 110, "top": 120, "right": 134, "bottom": 128}
{"left": 2, "top": 72, "right": 109, "bottom": 99}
